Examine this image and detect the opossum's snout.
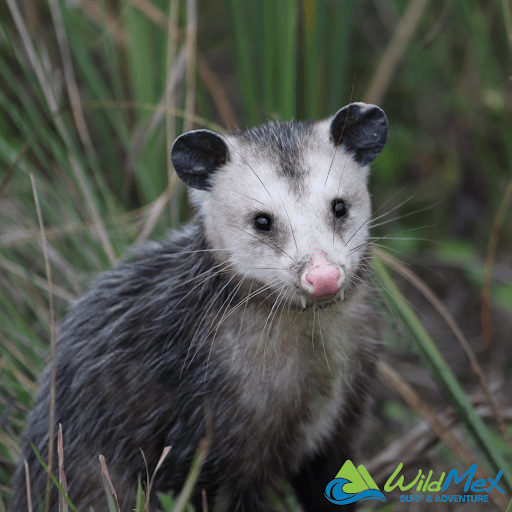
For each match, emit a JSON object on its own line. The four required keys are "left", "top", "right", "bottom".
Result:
{"left": 300, "top": 251, "right": 345, "bottom": 302}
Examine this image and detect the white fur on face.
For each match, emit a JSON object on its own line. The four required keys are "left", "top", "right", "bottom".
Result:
{"left": 190, "top": 119, "right": 372, "bottom": 308}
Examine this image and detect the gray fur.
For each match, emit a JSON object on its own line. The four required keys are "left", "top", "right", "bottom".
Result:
{"left": 10, "top": 103, "right": 387, "bottom": 512}
{"left": 236, "top": 120, "right": 315, "bottom": 192}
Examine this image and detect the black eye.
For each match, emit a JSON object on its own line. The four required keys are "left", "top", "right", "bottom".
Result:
{"left": 254, "top": 214, "right": 273, "bottom": 232}
{"left": 332, "top": 200, "right": 348, "bottom": 219}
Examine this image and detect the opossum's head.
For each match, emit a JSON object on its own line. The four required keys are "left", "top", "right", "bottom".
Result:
{"left": 171, "top": 102, "right": 388, "bottom": 309}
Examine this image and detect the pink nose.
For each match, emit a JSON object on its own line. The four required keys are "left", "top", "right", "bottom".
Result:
{"left": 303, "top": 252, "right": 341, "bottom": 297}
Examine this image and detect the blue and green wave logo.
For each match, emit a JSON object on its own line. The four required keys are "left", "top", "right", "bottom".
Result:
{"left": 324, "top": 460, "right": 387, "bottom": 505}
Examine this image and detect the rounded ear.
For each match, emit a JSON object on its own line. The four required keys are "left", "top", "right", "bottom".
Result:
{"left": 171, "top": 129, "right": 229, "bottom": 190}
{"left": 330, "top": 102, "right": 388, "bottom": 166}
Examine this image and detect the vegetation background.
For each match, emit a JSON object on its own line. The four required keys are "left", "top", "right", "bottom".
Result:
{"left": 0, "top": 0, "right": 511, "bottom": 510}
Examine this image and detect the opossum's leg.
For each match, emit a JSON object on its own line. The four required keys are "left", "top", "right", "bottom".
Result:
{"left": 189, "top": 482, "right": 219, "bottom": 512}
{"left": 291, "top": 357, "right": 376, "bottom": 512}
{"left": 225, "top": 488, "right": 264, "bottom": 512}
{"left": 290, "top": 444, "right": 356, "bottom": 512}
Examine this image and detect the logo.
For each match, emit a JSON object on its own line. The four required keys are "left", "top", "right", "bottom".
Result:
{"left": 325, "top": 461, "right": 505, "bottom": 506}
{"left": 324, "top": 460, "right": 387, "bottom": 505}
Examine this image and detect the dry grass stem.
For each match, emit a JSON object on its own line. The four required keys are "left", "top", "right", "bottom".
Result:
{"left": 0, "top": 257, "right": 76, "bottom": 304}
{"left": 6, "top": 0, "right": 73, "bottom": 150}
{"left": 0, "top": 426, "right": 21, "bottom": 460}
{"left": 57, "top": 425, "right": 68, "bottom": 512}
{"left": 367, "top": 402, "right": 512, "bottom": 482}
{"left": 144, "top": 446, "right": 171, "bottom": 512}
{"left": 202, "top": 488, "right": 208, "bottom": 512}
{"left": 48, "top": 0, "right": 93, "bottom": 150}
{"left": 417, "top": 0, "right": 452, "bottom": 47}
{"left": 127, "top": 0, "right": 179, "bottom": 41}
{"left": 82, "top": 101, "right": 224, "bottom": 132}
{"left": 69, "top": 156, "right": 117, "bottom": 267}
{"left": 481, "top": 177, "right": 512, "bottom": 348}
{"left": 30, "top": 174, "right": 57, "bottom": 512}
{"left": 172, "top": 438, "right": 210, "bottom": 512}
{"left": 166, "top": 0, "right": 180, "bottom": 219}
{"left": 378, "top": 361, "right": 510, "bottom": 510}
{"left": 0, "top": 333, "right": 40, "bottom": 392}
{"left": 501, "top": 0, "right": 512, "bottom": 58}
{"left": 99, "top": 455, "right": 120, "bottom": 512}
{"left": 127, "top": 0, "right": 237, "bottom": 129}
{"left": 0, "top": 136, "right": 32, "bottom": 197}
{"left": 6, "top": 0, "right": 58, "bottom": 123}
{"left": 196, "top": 56, "right": 239, "bottom": 130}
{"left": 0, "top": 207, "right": 150, "bottom": 248}
{"left": 80, "top": 0, "right": 127, "bottom": 46}
{"left": 184, "top": 0, "right": 198, "bottom": 133}
{"left": 364, "top": 0, "right": 432, "bottom": 105}
{"left": 135, "top": 184, "right": 174, "bottom": 245}
{"left": 24, "top": 461, "right": 32, "bottom": 512}
{"left": 374, "top": 247, "right": 512, "bottom": 452}
{"left": 129, "top": 47, "right": 187, "bottom": 170}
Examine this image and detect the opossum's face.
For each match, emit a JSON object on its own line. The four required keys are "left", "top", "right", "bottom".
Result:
{"left": 171, "top": 103, "right": 388, "bottom": 309}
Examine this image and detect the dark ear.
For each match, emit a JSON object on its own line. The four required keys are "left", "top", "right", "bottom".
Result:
{"left": 330, "top": 102, "right": 388, "bottom": 166}
{"left": 171, "top": 129, "right": 228, "bottom": 190}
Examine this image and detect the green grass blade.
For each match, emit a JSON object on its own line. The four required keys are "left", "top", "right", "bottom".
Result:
{"left": 122, "top": 5, "right": 157, "bottom": 119}
{"left": 303, "top": 0, "right": 327, "bottom": 119}
{"left": 30, "top": 443, "right": 78, "bottom": 512}
{"left": 277, "top": 0, "right": 298, "bottom": 121}
{"left": 374, "top": 255, "right": 512, "bottom": 495}
{"left": 326, "top": 0, "right": 354, "bottom": 113}
{"left": 262, "top": 0, "right": 277, "bottom": 116}
{"left": 62, "top": 7, "right": 130, "bottom": 144}
{"left": 225, "top": 0, "right": 259, "bottom": 125}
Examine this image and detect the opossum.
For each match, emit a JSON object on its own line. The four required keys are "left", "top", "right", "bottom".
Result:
{"left": 10, "top": 102, "right": 388, "bottom": 512}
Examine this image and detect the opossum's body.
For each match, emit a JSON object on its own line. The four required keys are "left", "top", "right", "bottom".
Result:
{"left": 10, "top": 103, "right": 388, "bottom": 512}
